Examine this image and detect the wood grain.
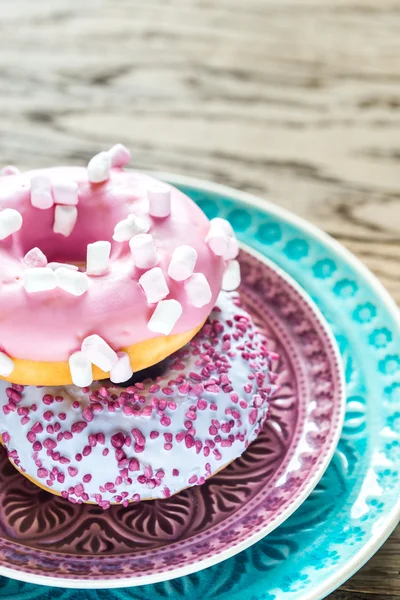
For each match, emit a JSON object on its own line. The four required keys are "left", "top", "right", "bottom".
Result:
{"left": 0, "top": 1, "right": 399, "bottom": 597}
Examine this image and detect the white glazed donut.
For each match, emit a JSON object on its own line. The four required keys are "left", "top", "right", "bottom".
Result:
{"left": 0, "top": 292, "right": 277, "bottom": 508}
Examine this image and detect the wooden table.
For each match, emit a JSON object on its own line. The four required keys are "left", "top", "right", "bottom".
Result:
{"left": 0, "top": 1, "right": 399, "bottom": 597}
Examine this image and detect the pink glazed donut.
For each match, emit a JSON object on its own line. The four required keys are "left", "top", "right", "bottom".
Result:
{"left": 0, "top": 292, "right": 277, "bottom": 506}
{"left": 0, "top": 146, "right": 239, "bottom": 387}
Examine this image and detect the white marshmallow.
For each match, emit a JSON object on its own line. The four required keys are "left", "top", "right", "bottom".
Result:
{"left": 24, "top": 267, "right": 57, "bottom": 293}
{"left": 108, "top": 144, "right": 131, "bottom": 168}
{"left": 206, "top": 218, "right": 235, "bottom": 258}
{"left": 148, "top": 299, "right": 182, "bottom": 335}
{"left": 53, "top": 205, "right": 78, "bottom": 237}
{"left": 129, "top": 234, "right": 158, "bottom": 269}
{"left": 30, "top": 176, "right": 54, "bottom": 210}
{"left": 52, "top": 180, "right": 78, "bottom": 206}
{"left": 168, "top": 245, "right": 198, "bottom": 281}
{"left": 0, "top": 351, "right": 14, "bottom": 377}
{"left": 139, "top": 267, "right": 169, "bottom": 304}
{"left": 81, "top": 334, "right": 118, "bottom": 372}
{"left": 87, "top": 151, "right": 111, "bottom": 183}
{"left": 1, "top": 165, "right": 19, "bottom": 176}
{"left": 225, "top": 237, "right": 239, "bottom": 260}
{"left": 113, "top": 214, "right": 149, "bottom": 242}
{"left": 47, "top": 262, "right": 79, "bottom": 271}
{"left": 110, "top": 351, "right": 133, "bottom": 383}
{"left": 69, "top": 351, "right": 93, "bottom": 387}
{"left": 222, "top": 259, "right": 241, "bottom": 291}
{"left": 185, "top": 273, "right": 212, "bottom": 308}
{"left": 147, "top": 183, "right": 171, "bottom": 218}
{"left": 0, "top": 208, "right": 23, "bottom": 240}
{"left": 23, "top": 247, "right": 48, "bottom": 268}
{"left": 86, "top": 240, "right": 111, "bottom": 276}
{"left": 55, "top": 267, "right": 88, "bottom": 296}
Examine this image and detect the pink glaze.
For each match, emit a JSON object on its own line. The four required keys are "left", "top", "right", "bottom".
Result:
{"left": 0, "top": 167, "right": 225, "bottom": 362}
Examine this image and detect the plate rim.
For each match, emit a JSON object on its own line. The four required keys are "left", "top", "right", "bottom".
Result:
{"left": 158, "top": 173, "right": 400, "bottom": 600}
{"left": 0, "top": 181, "right": 346, "bottom": 589}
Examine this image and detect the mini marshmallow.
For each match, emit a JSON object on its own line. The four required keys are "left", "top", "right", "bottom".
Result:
{"left": 24, "top": 267, "right": 57, "bottom": 293}
{"left": 81, "top": 334, "right": 118, "bottom": 372}
{"left": 225, "top": 237, "right": 239, "bottom": 260}
{"left": 113, "top": 214, "right": 149, "bottom": 242}
{"left": 30, "top": 175, "right": 54, "bottom": 210}
{"left": 0, "top": 351, "right": 14, "bottom": 377}
{"left": 206, "top": 218, "right": 235, "bottom": 258}
{"left": 148, "top": 299, "right": 182, "bottom": 335}
{"left": 87, "top": 151, "right": 111, "bottom": 183}
{"left": 53, "top": 205, "right": 78, "bottom": 237}
{"left": 52, "top": 180, "right": 79, "bottom": 206}
{"left": 108, "top": 144, "right": 131, "bottom": 168}
{"left": 86, "top": 240, "right": 111, "bottom": 276}
{"left": 129, "top": 234, "right": 159, "bottom": 269}
{"left": 23, "top": 247, "right": 48, "bottom": 268}
{"left": 184, "top": 273, "right": 212, "bottom": 308}
{"left": 110, "top": 351, "right": 133, "bottom": 384}
{"left": 147, "top": 183, "right": 171, "bottom": 218}
{"left": 0, "top": 208, "right": 23, "bottom": 240}
{"left": 1, "top": 165, "right": 19, "bottom": 176}
{"left": 55, "top": 267, "right": 88, "bottom": 296}
{"left": 168, "top": 245, "right": 198, "bottom": 281}
{"left": 139, "top": 267, "right": 169, "bottom": 304}
{"left": 69, "top": 351, "right": 93, "bottom": 387}
{"left": 47, "top": 262, "right": 79, "bottom": 271}
{"left": 222, "top": 259, "right": 241, "bottom": 291}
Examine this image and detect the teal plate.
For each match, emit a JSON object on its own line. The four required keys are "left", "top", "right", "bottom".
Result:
{"left": 1, "top": 175, "right": 399, "bottom": 600}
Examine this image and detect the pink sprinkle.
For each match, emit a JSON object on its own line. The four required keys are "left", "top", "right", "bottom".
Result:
{"left": 249, "top": 409, "right": 258, "bottom": 425}
{"left": 188, "top": 475, "right": 198, "bottom": 484}
{"left": 178, "top": 383, "right": 190, "bottom": 395}
{"left": 176, "top": 431, "right": 185, "bottom": 443}
{"left": 74, "top": 483, "right": 84, "bottom": 496}
{"left": 99, "top": 387, "right": 109, "bottom": 398}
{"left": 59, "top": 456, "right": 70, "bottom": 464}
{"left": 195, "top": 440, "right": 203, "bottom": 454}
{"left": 46, "top": 424, "right": 54, "bottom": 434}
{"left": 134, "top": 443, "right": 144, "bottom": 453}
{"left": 123, "top": 405, "right": 135, "bottom": 416}
{"left": 164, "top": 443, "right": 173, "bottom": 450}
{"left": 91, "top": 402, "right": 103, "bottom": 413}
{"left": 31, "top": 421, "right": 43, "bottom": 434}
{"left": 129, "top": 458, "right": 140, "bottom": 471}
{"left": 88, "top": 434, "right": 97, "bottom": 447}
{"left": 52, "top": 451, "right": 61, "bottom": 460}
{"left": 96, "top": 433, "right": 105, "bottom": 444}
{"left": 71, "top": 421, "right": 87, "bottom": 434}
{"left": 141, "top": 406, "right": 152, "bottom": 417}
{"left": 37, "top": 468, "right": 48, "bottom": 479}
{"left": 156, "top": 469, "right": 165, "bottom": 479}
{"left": 43, "top": 438, "right": 56, "bottom": 450}
{"left": 58, "top": 413, "right": 66, "bottom": 421}
{"left": 43, "top": 410, "right": 54, "bottom": 422}
{"left": 32, "top": 441, "right": 42, "bottom": 451}
{"left": 172, "top": 468, "right": 179, "bottom": 476}
{"left": 21, "top": 416, "right": 29, "bottom": 425}
{"left": 54, "top": 423, "right": 61, "bottom": 432}
{"left": 197, "top": 399, "right": 207, "bottom": 411}
{"left": 2, "top": 432, "right": 10, "bottom": 443}
{"left": 102, "top": 448, "right": 109, "bottom": 457}
{"left": 210, "top": 403, "right": 218, "bottom": 411}
{"left": 55, "top": 396, "right": 64, "bottom": 403}
{"left": 111, "top": 432, "right": 125, "bottom": 448}
{"left": 17, "top": 407, "right": 29, "bottom": 416}
{"left": 203, "top": 446, "right": 210, "bottom": 457}
{"left": 64, "top": 431, "right": 73, "bottom": 440}
{"left": 221, "top": 439, "right": 233, "bottom": 447}
{"left": 163, "top": 487, "right": 171, "bottom": 498}
{"left": 160, "top": 416, "right": 171, "bottom": 427}
{"left": 131, "top": 428, "right": 145, "bottom": 446}
{"left": 57, "top": 472, "right": 65, "bottom": 483}
{"left": 115, "top": 448, "right": 126, "bottom": 461}
{"left": 185, "top": 434, "right": 195, "bottom": 449}
{"left": 75, "top": 453, "right": 82, "bottom": 462}
{"left": 164, "top": 433, "right": 173, "bottom": 442}
{"left": 72, "top": 400, "right": 80, "bottom": 409}
{"left": 168, "top": 401, "right": 177, "bottom": 410}
{"left": 82, "top": 406, "right": 94, "bottom": 422}
{"left": 144, "top": 465, "right": 153, "bottom": 479}
{"left": 68, "top": 466, "right": 78, "bottom": 477}
{"left": 209, "top": 426, "right": 218, "bottom": 436}
{"left": 185, "top": 411, "right": 197, "bottom": 421}
{"left": 30, "top": 404, "right": 37, "bottom": 411}
{"left": 149, "top": 431, "right": 159, "bottom": 440}
{"left": 83, "top": 474, "right": 92, "bottom": 483}
{"left": 82, "top": 445, "right": 92, "bottom": 456}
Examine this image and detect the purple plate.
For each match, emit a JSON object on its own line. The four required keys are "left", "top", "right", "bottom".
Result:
{"left": 0, "top": 248, "right": 345, "bottom": 587}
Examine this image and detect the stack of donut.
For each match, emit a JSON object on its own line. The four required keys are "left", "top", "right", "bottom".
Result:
{"left": 0, "top": 146, "right": 277, "bottom": 507}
